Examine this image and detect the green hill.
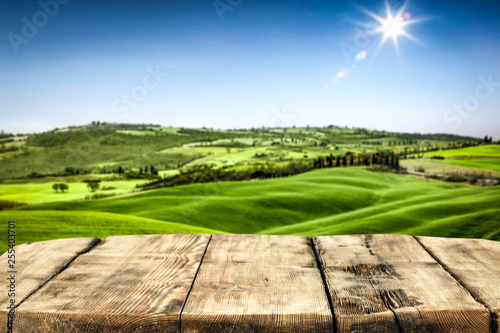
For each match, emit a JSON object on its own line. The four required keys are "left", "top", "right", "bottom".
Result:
{"left": 0, "top": 210, "right": 221, "bottom": 253}
{"left": 4, "top": 167, "right": 499, "bottom": 252}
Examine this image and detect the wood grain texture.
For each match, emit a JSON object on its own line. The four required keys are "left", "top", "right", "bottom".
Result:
{"left": 314, "top": 234, "right": 490, "bottom": 332}
{"left": 417, "top": 236, "right": 500, "bottom": 332}
{"left": 0, "top": 238, "right": 100, "bottom": 330}
{"left": 14, "top": 234, "right": 211, "bottom": 333}
{"left": 181, "top": 234, "right": 333, "bottom": 332}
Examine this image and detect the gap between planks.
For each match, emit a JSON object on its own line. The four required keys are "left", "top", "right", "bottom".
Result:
{"left": 312, "top": 236, "right": 408, "bottom": 333}
{"left": 413, "top": 236, "right": 496, "bottom": 333}
{"left": 310, "top": 237, "right": 337, "bottom": 332}
{"left": 13, "top": 238, "right": 102, "bottom": 310}
{"left": 179, "top": 234, "right": 212, "bottom": 333}
{"left": 312, "top": 235, "right": 493, "bottom": 333}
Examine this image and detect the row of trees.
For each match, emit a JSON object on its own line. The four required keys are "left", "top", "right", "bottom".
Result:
{"left": 113, "top": 165, "right": 159, "bottom": 177}
{"left": 140, "top": 151, "right": 402, "bottom": 191}
{"left": 313, "top": 152, "right": 400, "bottom": 170}
{"left": 361, "top": 140, "right": 419, "bottom": 146}
{"left": 312, "top": 141, "right": 482, "bottom": 171}
{"left": 51, "top": 164, "right": 161, "bottom": 178}
{"left": 140, "top": 139, "right": 484, "bottom": 191}
{"left": 401, "top": 141, "right": 480, "bottom": 159}
{"left": 140, "top": 161, "right": 316, "bottom": 191}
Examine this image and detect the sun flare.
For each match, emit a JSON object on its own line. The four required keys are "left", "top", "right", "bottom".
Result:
{"left": 362, "top": 1, "right": 421, "bottom": 56}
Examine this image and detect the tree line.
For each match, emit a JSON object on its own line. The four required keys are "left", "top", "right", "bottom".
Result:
{"left": 139, "top": 151, "right": 401, "bottom": 191}
{"left": 312, "top": 152, "right": 400, "bottom": 170}
{"left": 138, "top": 141, "right": 485, "bottom": 191}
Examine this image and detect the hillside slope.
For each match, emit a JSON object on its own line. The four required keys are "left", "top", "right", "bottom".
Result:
{"left": 0, "top": 210, "right": 222, "bottom": 253}
{"left": 6, "top": 168, "right": 499, "bottom": 251}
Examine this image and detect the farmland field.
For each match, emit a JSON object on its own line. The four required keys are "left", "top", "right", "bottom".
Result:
{"left": 1, "top": 124, "right": 498, "bottom": 253}
{"left": 403, "top": 145, "right": 500, "bottom": 176}
{"left": 445, "top": 159, "right": 500, "bottom": 171}
{"left": 420, "top": 145, "right": 500, "bottom": 158}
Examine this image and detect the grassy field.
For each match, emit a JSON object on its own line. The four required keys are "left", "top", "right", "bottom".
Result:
{"left": 401, "top": 159, "right": 500, "bottom": 178}
{"left": 3, "top": 167, "right": 499, "bottom": 252}
{"left": 403, "top": 145, "right": 500, "bottom": 176}
{"left": 421, "top": 145, "right": 500, "bottom": 158}
{"left": 0, "top": 179, "right": 146, "bottom": 204}
{"left": 444, "top": 158, "right": 500, "bottom": 171}
{"left": 0, "top": 210, "right": 221, "bottom": 252}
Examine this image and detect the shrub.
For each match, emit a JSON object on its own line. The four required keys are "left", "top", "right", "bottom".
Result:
{"left": 84, "top": 193, "right": 116, "bottom": 200}
{"left": 445, "top": 175, "right": 468, "bottom": 183}
{"left": 367, "top": 165, "right": 394, "bottom": 173}
{"left": 101, "top": 186, "right": 117, "bottom": 191}
{"left": 0, "top": 200, "right": 27, "bottom": 211}
{"left": 27, "top": 172, "right": 45, "bottom": 179}
{"left": 397, "top": 166, "right": 408, "bottom": 174}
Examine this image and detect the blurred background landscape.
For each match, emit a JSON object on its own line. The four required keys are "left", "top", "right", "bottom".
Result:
{"left": 1, "top": 124, "right": 499, "bottom": 252}
{"left": 1, "top": 0, "right": 499, "bottom": 251}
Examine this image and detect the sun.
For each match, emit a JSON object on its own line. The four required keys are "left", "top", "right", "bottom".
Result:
{"left": 375, "top": 6, "right": 412, "bottom": 49}
{"left": 362, "top": 1, "right": 420, "bottom": 55}
{"left": 380, "top": 13, "right": 405, "bottom": 39}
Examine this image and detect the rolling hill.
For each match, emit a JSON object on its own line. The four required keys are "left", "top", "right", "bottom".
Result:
{"left": 3, "top": 167, "right": 499, "bottom": 252}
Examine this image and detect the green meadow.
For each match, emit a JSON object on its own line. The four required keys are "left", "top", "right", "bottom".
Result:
{"left": 2, "top": 167, "right": 499, "bottom": 253}
{"left": 0, "top": 210, "right": 221, "bottom": 252}
{"left": 0, "top": 180, "right": 145, "bottom": 204}
{"left": 421, "top": 145, "right": 500, "bottom": 158}
{"left": 444, "top": 158, "right": 500, "bottom": 172}
{"left": 403, "top": 145, "right": 500, "bottom": 176}
{"left": 402, "top": 159, "right": 500, "bottom": 178}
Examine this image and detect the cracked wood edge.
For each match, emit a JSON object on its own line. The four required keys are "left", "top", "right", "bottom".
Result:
{"left": 314, "top": 234, "right": 491, "bottom": 332}
{"left": 416, "top": 236, "right": 500, "bottom": 333}
{"left": 0, "top": 237, "right": 101, "bottom": 331}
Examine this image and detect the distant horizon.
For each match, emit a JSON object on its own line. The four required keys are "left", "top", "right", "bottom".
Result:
{"left": 2, "top": 121, "right": 492, "bottom": 141}
{"left": 2, "top": 0, "right": 500, "bottom": 139}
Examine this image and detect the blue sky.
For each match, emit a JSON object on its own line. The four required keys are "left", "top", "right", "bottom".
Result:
{"left": 1, "top": 0, "right": 499, "bottom": 138}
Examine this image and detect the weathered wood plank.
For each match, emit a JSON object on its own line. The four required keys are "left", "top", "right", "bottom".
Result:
{"left": 0, "top": 238, "right": 100, "bottom": 330}
{"left": 181, "top": 234, "right": 333, "bottom": 332}
{"left": 314, "top": 234, "right": 490, "bottom": 332}
{"left": 14, "top": 234, "right": 211, "bottom": 333}
{"left": 417, "top": 236, "right": 500, "bottom": 332}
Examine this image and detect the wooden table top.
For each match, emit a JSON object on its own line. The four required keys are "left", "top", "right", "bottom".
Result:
{"left": 1, "top": 234, "right": 499, "bottom": 332}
